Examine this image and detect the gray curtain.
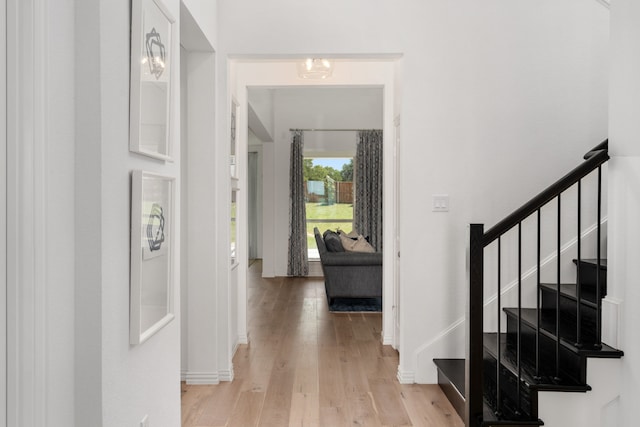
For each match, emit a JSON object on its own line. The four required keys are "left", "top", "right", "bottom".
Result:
{"left": 355, "top": 130, "right": 383, "bottom": 251}
{"left": 287, "top": 130, "right": 309, "bottom": 276}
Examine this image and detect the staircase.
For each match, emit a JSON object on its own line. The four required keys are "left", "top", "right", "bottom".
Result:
{"left": 434, "top": 141, "right": 623, "bottom": 426}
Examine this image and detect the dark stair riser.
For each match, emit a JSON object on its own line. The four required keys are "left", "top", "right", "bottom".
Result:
{"left": 575, "top": 259, "right": 607, "bottom": 296}
{"left": 540, "top": 286, "right": 598, "bottom": 345}
{"left": 505, "top": 310, "right": 586, "bottom": 383}
{"left": 483, "top": 349, "right": 538, "bottom": 420}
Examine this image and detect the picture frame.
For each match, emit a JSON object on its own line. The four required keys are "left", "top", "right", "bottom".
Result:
{"left": 129, "top": 0, "right": 175, "bottom": 161}
{"left": 130, "top": 170, "right": 175, "bottom": 345}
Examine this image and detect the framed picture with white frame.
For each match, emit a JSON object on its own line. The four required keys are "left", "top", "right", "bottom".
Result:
{"left": 129, "top": 0, "right": 175, "bottom": 161}
{"left": 130, "top": 170, "right": 175, "bottom": 345}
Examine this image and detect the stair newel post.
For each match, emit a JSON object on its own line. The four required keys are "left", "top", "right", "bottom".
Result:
{"left": 576, "top": 180, "right": 583, "bottom": 348}
{"left": 595, "top": 166, "right": 603, "bottom": 349}
{"left": 496, "top": 237, "right": 502, "bottom": 417}
{"left": 535, "top": 209, "right": 541, "bottom": 381}
{"left": 555, "top": 194, "right": 562, "bottom": 382}
{"left": 467, "top": 224, "right": 485, "bottom": 427}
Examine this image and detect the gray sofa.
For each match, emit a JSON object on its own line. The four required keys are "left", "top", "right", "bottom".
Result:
{"left": 313, "top": 227, "right": 382, "bottom": 304}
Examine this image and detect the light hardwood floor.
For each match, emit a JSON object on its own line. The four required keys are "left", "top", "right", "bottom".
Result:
{"left": 181, "top": 260, "right": 464, "bottom": 427}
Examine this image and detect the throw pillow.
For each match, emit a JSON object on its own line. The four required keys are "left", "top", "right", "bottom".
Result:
{"left": 340, "top": 234, "right": 375, "bottom": 253}
{"left": 323, "top": 230, "right": 345, "bottom": 252}
{"left": 338, "top": 229, "right": 359, "bottom": 239}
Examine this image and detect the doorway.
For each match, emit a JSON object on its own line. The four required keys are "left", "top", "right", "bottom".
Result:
{"left": 234, "top": 59, "right": 399, "bottom": 348}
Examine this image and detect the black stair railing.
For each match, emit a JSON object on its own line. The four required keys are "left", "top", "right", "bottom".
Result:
{"left": 466, "top": 140, "right": 609, "bottom": 427}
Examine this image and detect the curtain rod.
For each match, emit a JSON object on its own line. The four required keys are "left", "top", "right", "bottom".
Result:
{"left": 289, "top": 128, "right": 380, "bottom": 132}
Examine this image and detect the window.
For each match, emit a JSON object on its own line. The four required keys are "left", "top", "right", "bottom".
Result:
{"left": 304, "top": 157, "right": 354, "bottom": 259}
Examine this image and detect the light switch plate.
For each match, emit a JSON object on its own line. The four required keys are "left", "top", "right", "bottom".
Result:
{"left": 433, "top": 195, "right": 449, "bottom": 212}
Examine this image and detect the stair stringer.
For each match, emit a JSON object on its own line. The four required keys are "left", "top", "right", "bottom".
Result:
{"left": 537, "top": 358, "right": 621, "bottom": 427}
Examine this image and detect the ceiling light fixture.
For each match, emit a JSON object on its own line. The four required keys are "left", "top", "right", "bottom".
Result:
{"left": 297, "top": 58, "right": 333, "bottom": 79}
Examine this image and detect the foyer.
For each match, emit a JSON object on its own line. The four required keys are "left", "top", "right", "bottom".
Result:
{"left": 181, "top": 261, "right": 463, "bottom": 427}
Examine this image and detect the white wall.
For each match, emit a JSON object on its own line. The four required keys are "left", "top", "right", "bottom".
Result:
{"left": 90, "top": 0, "right": 182, "bottom": 424}
{"left": 180, "top": 45, "right": 189, "bottom": 377}
{"left": 218, "top": 0, "right": 610, "bottom": 382}
{"left": 0, "top": 0, "right": 6, "bottom": 423}
{"left": 248, "top": 88, "right": 275, "bottom": 141}
{"left": 74, "top": 0, "right": 216, "bottom": 425}
{"left": 608, "top": 0, "right": 640, "bottom": 424}
{"left": 7, "top": 0, "right": 75, "bottom": 425}
{"left": 181, "top": 9, "right": 229, "bottom": 385}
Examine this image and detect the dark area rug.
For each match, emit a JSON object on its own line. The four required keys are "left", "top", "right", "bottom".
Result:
{"left": 329, "top": 297, "right": 382, "bottom": 312}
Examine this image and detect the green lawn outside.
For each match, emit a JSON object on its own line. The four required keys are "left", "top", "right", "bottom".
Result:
{"left": 305, "top": 202, "right": 353, "bottom": 250}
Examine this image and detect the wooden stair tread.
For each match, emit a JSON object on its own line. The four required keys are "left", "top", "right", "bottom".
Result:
{"left": 483, "top": 333, "right": 590, "bottom": 392}
{"left": 503, "top": 307, "right": 623, "bottom": 357}
{"left": 481, "top": 404, "right": 544, "bottom": 426}
{"left": 434, "top": 358, "right": 465, "bottom": 395}
{"left": 434, "top": 357, "right": 546, "bottom": 425}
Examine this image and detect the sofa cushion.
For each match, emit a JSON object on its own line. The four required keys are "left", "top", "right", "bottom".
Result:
{"left": 323, "top": 230, "right": 345, "bottom": 252}
{"left": 340, "top": 234, "right": 375, "bottom": 253}
{"left": 339, "top": 229, "right": 359, "bottom": 239}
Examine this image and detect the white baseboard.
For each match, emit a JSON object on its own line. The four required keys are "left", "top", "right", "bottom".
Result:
{"left": 180, "top": 370, "right": 187, "bottom": 382}
{"left": 382, "top": 332, "right": 394, "bottom": 346}
{"left": 185, "top": 372, "right": 219, "bottom": 385}
{"left": 237, "top": 334, "right": 248, "bottom": 345}
{"left": 397, "top": 367, "right": 415, "bottom": 384}
{"left": 219, "top": 368, "right": 234, "bottom": 382}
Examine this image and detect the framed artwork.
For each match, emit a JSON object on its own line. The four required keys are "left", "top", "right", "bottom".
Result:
{"left": 130, "top": 170, "right": 175, "bottom": 344}
{"left": 129, "top": 0, "right": 175, "bottom": 161}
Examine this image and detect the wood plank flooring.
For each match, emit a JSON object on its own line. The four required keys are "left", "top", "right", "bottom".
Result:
{"left": 181, "top": 261, "right": 463, "bottom": 427}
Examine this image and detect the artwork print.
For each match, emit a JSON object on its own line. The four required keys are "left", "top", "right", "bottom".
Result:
{"left": 129, "top": 0, "right": 175, "bottom": 161}
{"left": 130, "top": 171, "right": 175, "bottom": 344}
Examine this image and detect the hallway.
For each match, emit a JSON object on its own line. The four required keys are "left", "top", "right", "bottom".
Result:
{"left": 181, "top": 261, "right": 463, "bottom": 426}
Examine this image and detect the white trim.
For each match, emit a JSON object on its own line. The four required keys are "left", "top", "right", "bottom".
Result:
{"left": 595, "top": 0, "right": 610, "bottom": 9}
{"left": 382, "top": 332, "right": 394, "bottom": 346}
{"left": 237, "top": 334, "right": 248, "bottom": 345}
{"left": 396, "top": 367, "right": 415, "bottom": 384}
{"left": 0, "top": 0, "right": 7, "bottom": 423}
{"left": 602, "top": 296, "right": 622, "bottom": 349}
{"left": 412, "top": 317, "right": 466, "bottom": 370}
{"left": 218, "top": 368, "right": 234, "bottom": 382}
{"left": 184, "top": 372, "right": 219, "bottom": 385}
{"left": 6, "top": 0, "right": 48, "bottom": 424}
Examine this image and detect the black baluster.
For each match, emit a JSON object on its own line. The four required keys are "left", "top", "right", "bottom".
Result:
{"left": 516, "top": 222, "right": 523, "bottom": 416}
{"left": 555, "top": 194, "right": 562, "bottom": 382}
{"left": 595, "top": 167, "right": 603, "bottom": 349}
{"left": 496, "top": 237, "right": 502, "bottom": 417}
{"left": 576, "top": 180, "right": 583, "bottom": 348}
{"left": 535, "top": 209, "right": 541, "bottom": 381}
